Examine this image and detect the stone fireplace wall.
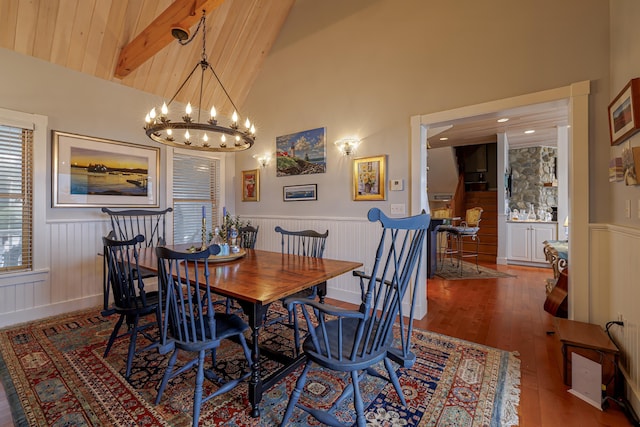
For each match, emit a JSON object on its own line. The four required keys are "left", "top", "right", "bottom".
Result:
{"left": 508, "top": 146, "right": 558, "bottom": 214}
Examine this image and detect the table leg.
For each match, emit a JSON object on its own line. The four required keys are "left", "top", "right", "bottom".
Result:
{"left": 238, "top": 300, "right": 270, "bottom": 418}
{"left": 317, "top": 281, "right": 327, "bottom": 304}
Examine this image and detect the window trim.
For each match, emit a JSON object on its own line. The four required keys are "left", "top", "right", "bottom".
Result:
{"left": 0, "top": 108, "right": 47, "bottom": 272}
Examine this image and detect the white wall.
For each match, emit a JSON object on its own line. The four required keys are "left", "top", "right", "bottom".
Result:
{"left": 603, "top": 0, "right": 640, "bottom": 415}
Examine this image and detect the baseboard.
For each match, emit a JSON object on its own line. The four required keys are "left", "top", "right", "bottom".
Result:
{"left": 0, "top": 295, "right": 103, "bottom": 328}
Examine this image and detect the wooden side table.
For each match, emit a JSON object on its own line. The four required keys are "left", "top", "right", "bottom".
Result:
{"left": 555, "top": 318, "right": 621, "bottom": 399}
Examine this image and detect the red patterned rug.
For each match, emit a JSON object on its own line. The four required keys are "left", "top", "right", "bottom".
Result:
{"left": 0, "top": 307, "right": 520, "bottom": 426}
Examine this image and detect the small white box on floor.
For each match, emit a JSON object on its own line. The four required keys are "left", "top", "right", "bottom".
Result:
{"left": 568, "top": 352, "right": 602, "bottom": 410}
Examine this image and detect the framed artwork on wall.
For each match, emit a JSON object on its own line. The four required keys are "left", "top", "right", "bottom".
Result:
{"left": 353, "top": 155, "right": 387, "bottom": 201}
{"left": 276, "top": 127, "right": 327, "bottom": 176}
{"left": 283, "top": 184, "right": 317, "bottom": 201}
{"left": 608, "top": 78, "right": 640, "bottom": 146}
{"left": 52, "top": 131, "right": 159, "bottom": 207}
{"left": 241, "top": 169, "right": 259, "bottom": 201}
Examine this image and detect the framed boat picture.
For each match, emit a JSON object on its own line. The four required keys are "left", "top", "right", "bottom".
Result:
{"left": 52, "top": 131, "right": 159, "bottom": 207}
{"left": 608, "top": 78, "right": 640, "bottom": 146}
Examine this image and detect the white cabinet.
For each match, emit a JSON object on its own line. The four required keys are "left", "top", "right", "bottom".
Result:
{"left": 507, "top": 221, "right": 557, "bottom": 265}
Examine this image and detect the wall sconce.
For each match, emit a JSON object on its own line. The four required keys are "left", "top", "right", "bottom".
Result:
{"left": 563, "top": 216, "right": 569, "bottom": 239}
{"left": 335, "top": 138, "right": 360, "bottom": 156}
{"left": 253, "top": 153, "right": 271, "bottom": 168}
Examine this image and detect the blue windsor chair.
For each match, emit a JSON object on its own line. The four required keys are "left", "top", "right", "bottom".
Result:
{"left": 154, "top": 244, "right": 252, "bottom": 427}
{"left": 102, "top": 233, "right": 161, "bottom": 379}
{"left": 280, "top": 208, "right": 430, "bottom": 427}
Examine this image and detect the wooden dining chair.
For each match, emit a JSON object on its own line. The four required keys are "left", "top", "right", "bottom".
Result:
{"left": 101, "top": 207, "right": 172, "bottom": 317}
{"left": 274, "top": 226, "right": 329, "bottom": 355}
{"left": 154, "top": 244, "right": 252, "bottom": 427}
{"left": 238, "top": 224, "right": 259, "bottom": 249}
{"left": 280, "top": 208, "right": 429, "bottom": 427}
{"left": 102, "top": 233, "right": 161, "bottom": 379}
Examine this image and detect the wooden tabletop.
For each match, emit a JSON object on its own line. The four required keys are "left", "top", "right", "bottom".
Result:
{"left": 138, "top": 247, "right": 363, "bottom": 305}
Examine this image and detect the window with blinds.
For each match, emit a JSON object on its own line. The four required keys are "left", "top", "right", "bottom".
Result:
{"left": 0, "top": 125, "right": 33, "bottom": 272}
{"left": 172, "top": 153, "right": 220, "bottom": 244}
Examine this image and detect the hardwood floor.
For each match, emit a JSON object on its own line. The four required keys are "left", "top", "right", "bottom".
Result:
{"left": 0, "top": 263, "right": 632, "bottom": 426}
{"left": 415, "top": 263, "right": 631, "bottom": 427}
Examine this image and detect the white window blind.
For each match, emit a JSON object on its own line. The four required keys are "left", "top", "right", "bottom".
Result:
{"left": 172, "top": 153, "right": 220, "bottom": 244}
{"left": 0, "top": 125, "right": 33, "bottom": 272}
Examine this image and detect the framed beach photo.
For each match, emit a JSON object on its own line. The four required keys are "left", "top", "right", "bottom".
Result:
{"left": 608, "top": 78, "right": 640, "bottom": 146}
{"left": 283, "top": 184, "right": 317, "bottom": 202}
{"left": 242, "top": 169, "right": 260, "bottom": 201}
{"left": 353, "top": 155, "right": 387, "bottom": 201}
{"left": 52, "top": 131, "right": 159, "bottom": 207}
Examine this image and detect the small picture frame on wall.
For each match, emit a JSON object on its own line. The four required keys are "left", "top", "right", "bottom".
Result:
{"left": 241, "top": 169, "right": 259, "bottom": 201}
{"left": 353, "top": 155, "right": 387, "bottom": 201}
{"left": 608, "top": 78, "right": 640, "bottom": 146}
{"left": 283, "top": 184, "right": 317, "bottom": 202}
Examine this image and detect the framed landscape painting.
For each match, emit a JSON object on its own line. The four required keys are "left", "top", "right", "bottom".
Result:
{"left": 283, "top": 184, "right": 317, "bottom": 201}
{"left": 276, "top": 127, "right": 327, "bottom": 177}
{"left": 52, "top": 131, "right": 159, "bottom": 207}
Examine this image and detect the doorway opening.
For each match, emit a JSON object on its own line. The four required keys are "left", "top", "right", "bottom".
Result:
{"left": 410, "top": 81, "right": 590, "bottom": 320}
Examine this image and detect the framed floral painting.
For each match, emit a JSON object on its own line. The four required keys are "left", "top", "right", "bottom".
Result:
{"left": 353, "top": 155, "right": 386, "bottom": 201}
{"left": 241, "top": 169, "right": 259, "bottom": 201}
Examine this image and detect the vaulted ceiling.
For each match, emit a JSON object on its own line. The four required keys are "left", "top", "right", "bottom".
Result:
{"left": 1, "top": 0, "right": 567, "bottom": 148}
{"left": 0, "top": 0, "right": 294, "bottom": 114}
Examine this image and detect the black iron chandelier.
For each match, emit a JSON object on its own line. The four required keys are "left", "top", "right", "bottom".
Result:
{"left": 144, "top": 12, "right": 255, "bottom": 152}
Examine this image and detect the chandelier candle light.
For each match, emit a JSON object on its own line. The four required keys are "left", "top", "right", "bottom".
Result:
{"left": 144, "top": 12, "right": 255, "bottom": 152}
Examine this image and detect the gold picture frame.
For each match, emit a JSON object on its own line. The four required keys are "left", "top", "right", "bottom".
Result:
{"left": 241, "top": 169, "right": 259, "bottom": 201}
{"left": 353, "top": 155, "right": 386, "bottom": 201}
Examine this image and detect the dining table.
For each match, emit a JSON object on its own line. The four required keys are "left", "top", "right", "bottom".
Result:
{"left": 137, "top": 246, "right": 362, "bottom": 418}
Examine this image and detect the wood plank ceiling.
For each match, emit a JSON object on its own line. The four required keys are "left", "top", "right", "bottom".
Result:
{"left": 0, "top": 0, "right": 294, "bottom": 116}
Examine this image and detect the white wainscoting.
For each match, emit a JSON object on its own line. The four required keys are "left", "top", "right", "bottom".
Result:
{"left": 0, "top": 219, "right": 109, "bottom": 327}
{"left": 0, "top": 214, "right": 429, "bottom": 329}
{"left": 244, "top": 215, "right": 427, "bottom": 318}
{"left": 590, "top": 224, "right": 640, "bottom": 416}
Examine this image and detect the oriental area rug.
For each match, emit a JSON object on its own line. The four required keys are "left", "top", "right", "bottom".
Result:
{"left": 0, "top": 307, "right": 520, "bottom": 426}
{"left": 435, "top": 261, "right": 516, "bottom": 281}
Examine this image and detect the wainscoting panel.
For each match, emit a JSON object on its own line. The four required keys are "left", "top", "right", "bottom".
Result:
{"left": 246, "top": 215, "right": 380, "bottom": 305}
{"left": 0, "top": 219, "right": 109, "bottom": 327}
{"left": 0, "top": 214, "right": 429, "bottom": 327}
{"left": 243, "top": 214, "right": 428, "bottom": 319}
{"left": 590, "top": 224, "right": 640, "bottom": 416}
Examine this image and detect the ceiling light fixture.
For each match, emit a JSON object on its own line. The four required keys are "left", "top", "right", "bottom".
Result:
{"left": 143, "top": 11, "right": 255, "bottom": 152}
{"left": 524, "top": 129, "right": 535, "bottom": 134}
{"left": 497, "top": 118, "right": 509, "bottom": 123}
{"left": 439, "top": 137, "right": 449, "bottom": 141}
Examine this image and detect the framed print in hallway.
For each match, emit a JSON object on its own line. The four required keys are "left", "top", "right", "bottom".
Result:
{"left": 608, "top": 78, "right": 640, "bottom": 146}
{"left": 52, "top": 131, "right": 159, "bottom": 207}
{"left": 353, "top": 155, "right": 386, "bottom": 201}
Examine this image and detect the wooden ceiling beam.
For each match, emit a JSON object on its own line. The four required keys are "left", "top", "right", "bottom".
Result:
{"left": 114, "top": 0, "right": 225, "bottom": 79}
